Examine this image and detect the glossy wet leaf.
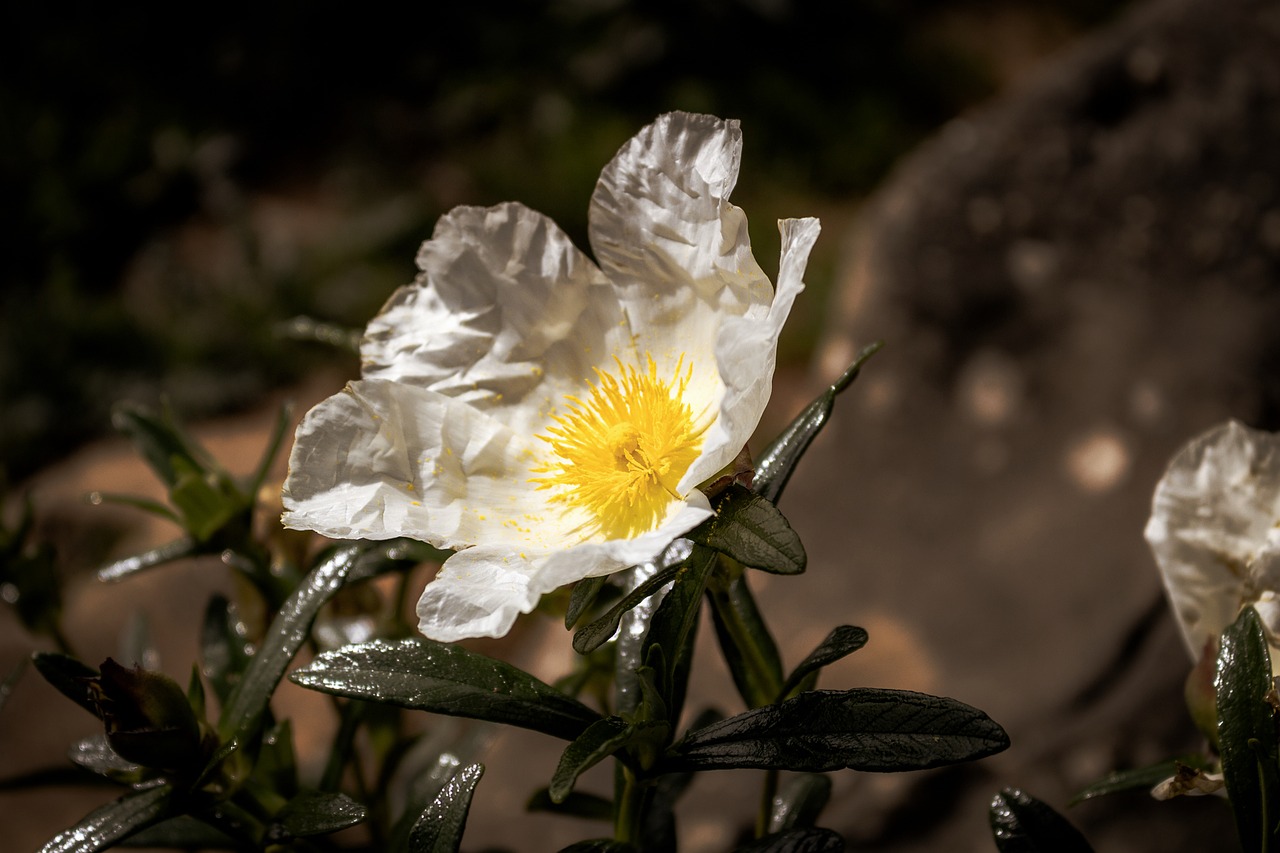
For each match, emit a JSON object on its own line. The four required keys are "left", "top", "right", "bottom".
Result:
{"left": 753, "top": 342, "right": 882, "bottom": 504}
{"left": 97, "top": 538, "right": 197, "bottom": 583}
{"left": 642, "top": 545, "right": 716, "bottom": 724}
{"left": 707, "top": 574, "right": 784, "bottom": 708}
{"left": 768, "top": 773, "right": 833, "bottom": 834}
{"left": 551, "top": 716, "right": 633, "bottom": 803}
{"left": 737, "top": 828, "right": 845, "bottom": 852}
{"left": 1216, "top": 605, "right": 1280, "bottom": 853}
{"left": 293, "top": 638, "right": 600, "bottom": 741}
{"left": 275, "top": 790, "right": 367, "bottom": 838}
{"left": 218, "top": 545, "right": 362, "bottom": 741}
{"left": 990, "top": 788, "right": 1094, "bottom": 852}
{"left": 32, "top": 652, "right": 100, "bottom": 718}
{"left": 566, "top": 575, "right": 610, "bottom": 630}
{"left": 573, "top": 563, "right": 682, "bottom": 654}
{"left": 68, "top": 734, "right": 143, "bottom": 782}
{"left": 690, "top": 485, "right": 805, "bottom": 575}
{"left": 409, "top": 762, "right": 483, "bottom": 853}
{"left": 671, "top": 688, "right": 1009, "bottom": 772}
{"left": 38, "top": 783, "right": 172, "bottom": 853}
{"left": 780, "top": 626, "right": 868, "bottom": 698}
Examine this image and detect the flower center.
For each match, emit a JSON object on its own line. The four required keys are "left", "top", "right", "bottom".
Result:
{"left": 532, "top": 355, "right": 705, "bottom": 540}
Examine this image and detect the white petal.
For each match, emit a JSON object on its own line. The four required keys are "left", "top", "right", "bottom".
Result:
{"left": 362, "top": 202, "right": 625, "bottom": 435}
{"left": 682, "top": 217, "right": 821, "bottom": 490}
{"left": 1145, "top": 419, "right": 1280, "bottom": 660}
{"left": 283, "top": 378, "right": 563, "bottom": 549}
{"left": 417, "top": 492, "right": 712, "bottom": 641}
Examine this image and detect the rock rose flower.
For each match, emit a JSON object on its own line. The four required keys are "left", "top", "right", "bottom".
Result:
{"left": 1145, "top": 420, "right": 1280, "bottom": 672}
{"left": 282, "top": 112, "right": 819, "bottom": 641}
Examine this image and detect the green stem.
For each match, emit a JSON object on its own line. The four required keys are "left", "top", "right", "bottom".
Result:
{"left": 756, "top": 769, "right": 780, "bottom": 838}
{"left": 615, "top": 765, "right": 648, "bottom": 847}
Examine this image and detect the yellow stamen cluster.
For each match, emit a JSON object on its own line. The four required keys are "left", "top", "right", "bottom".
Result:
{"left": 532, "top": 355, "right": 705, "bottom": 540}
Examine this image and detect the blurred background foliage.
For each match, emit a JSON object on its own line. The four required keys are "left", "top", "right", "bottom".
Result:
{"left": 1, "top": 0, "right": 1125, "bottom": 485}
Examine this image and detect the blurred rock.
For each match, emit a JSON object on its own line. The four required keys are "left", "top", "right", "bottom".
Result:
{"left": 803, "top": 0, "right": 1279, "bottom": 847}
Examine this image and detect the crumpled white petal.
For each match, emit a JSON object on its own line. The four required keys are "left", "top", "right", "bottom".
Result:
{"left": 283, "top": 112, "right": 818, "bottom": 641}
{"left": 1145, "top": 419, "right": 1280, "bottom": 669}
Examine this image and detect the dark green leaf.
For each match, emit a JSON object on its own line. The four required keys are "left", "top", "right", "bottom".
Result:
{"left": 990, "top": 788, "right": 1094, "bottom": 852}
{"left": 567, "top": 575, "right": 610, "bottom": 630}
{"left": 1071, "top": 756, "right": 1212, "bottom": 804}
{"left": 1216, "top": 605, "right": 1280, "bottom": 853}
{"left": 768, "top": 773, "right": 833, "bottom": 834}
{"left": 248, "top": 402, "right": 292, "bottom": 497}
{"left": 38, "top": 783, "right": 172, "bottom": 853}
{"left": 642, "top": 545, "right": 716, "bottom": 724}
{"left": 736, "top": 827, "right": 845, "bottom": 852}
{"left": 409, "top": 763, "right": 484, "bottom": 853}
{"left": 691, "top": 486, "right": 805, "bottom": 575}
{"left": 780, "top": 626, "right": 868, "bottom": 699}
{"left": 119, "top": 815, "right": 238, "bottom": 849}
{"left": 201, "top": 594, "right": 254, "bottom": 705}
{"left": 551, "top": 717, "right": 633, "bottom": 803}
{"left": 112, "top": 403, "right": 209, "bottom": 488}
{"left": 753, "top": 343, "right": 882, "bottom": 504}
{"left": 32, "top": 652, "right": 100, "bottom": 718}
{"left": 274, "top": 790, "right": 367, "bottom": 838}
{"left": 86, "top": 491, "right": 180, "bottom": 524}
{"left": 293, "top": 638, "right": 601, "bottom": 741}
{"left": 527, "top": 788, "right": 614, "bottom": 820}
{"left": 169, "top": 456, "right": 241, "bottom": 542}
{"left": 707, "top": 574, "right": 783, "bottom": 708}
{"left": 670, "top": 688, "right": 1009, "bottom": 772}
{"left": 558, "top": 842, "right": 636, "bottom": 853}
{"left": 97, "top": 538, "right": 198, "bottom": 583}
{"left": 573, "top": 563, "right": 682, "bottom": 654}
{"left": 218, "top": 545, "right": 362, "bottom": 741}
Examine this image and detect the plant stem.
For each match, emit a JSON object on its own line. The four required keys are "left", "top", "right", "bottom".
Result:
{"left": 615, "top": 765, "right": 645, "bottom": 846}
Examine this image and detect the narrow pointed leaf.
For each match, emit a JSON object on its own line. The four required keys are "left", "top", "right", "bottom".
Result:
{"left": 119, "top": 816, "right": 237, "bottom": 849}
{"left": 201, "top": 594, "right": 255, "bottom": 705}
{"left": 754, "top": 342, "right": 882, "bottom": 504}
{"left": 293, "top": 638, "right": 600, "bottom": 741}
{"left": 573, "top": 563, "right": 682, "bottom": 654}
{"left": 527, "top": 788, "right": 614, "bottom": 820}
{"left": 112, "top": 404, "right": 206, "bottom": 488}
{"left": 218, "top": 545, "right": 361, "bottom": 741}
{"left": 31, "top": 652, "right": 100, "bottom": 718}
{"left": 1216, "top": 605, "right": 1280, "bottom": 853}
{"left": 248, "top": 402, "right": 292, "bottom": 497}
{"left": 670, "top": 688, "right": 1008, "bottom": 772}
{"left": 990, "top": 788, "right": 1094, "bottom": 852}
{"left": 551, "top": 717, "right": 633, "bottom": 803}
{"left": 567, "top": 575, "right": 610, "bottom": 630}
{"left": 275, "top": 790, "right": 367, "bottom": 838}
{"left": 642, "top": 545, "right": 716, "bottom": 723}
{"left": 38, "top": 783, "right": 172, "bottom": 853}
{"left": 1071, "top": 756, "right": 1212, "bottom": 804}
{"left": 707, "top": 575, "right": 784, "bottom": 708}
{"left": 86, "top": 492, "right": 180, "bottom": 524}
{"left": 768, "top": 773, "right": 833, "bottom": 834}
{"left": 690, "top": 486, "right": 805, "bottom": 574}
{"left": 98, "top": 538, "right": 198, "bottom": 582}
{"left": 68, "top": 734, "right": 143, "bottom": 782}
{"left": 737, "top": 828, "right": 845, "bottom": 852}
{"left": 780, "top": 626, "right": 869, "bottom": 698}
{"left": 409, "top": 763, "right": 483, "bottom": 853}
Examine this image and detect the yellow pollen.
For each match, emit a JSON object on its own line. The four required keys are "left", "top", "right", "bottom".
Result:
{"left": 531, "top": 354, "right": 705, "bottom": 540}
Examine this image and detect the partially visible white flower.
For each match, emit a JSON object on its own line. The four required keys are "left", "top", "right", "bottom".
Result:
{"left": 281, "top": 112, "right": 819, "bottom": 642}
{"left": 1145, "top": 420, "right": 1280, "bottom": 672}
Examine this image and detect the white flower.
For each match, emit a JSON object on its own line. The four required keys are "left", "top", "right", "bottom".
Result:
{"left": 1145, "top": 420, "right": 1280, "bottom": 671}
{"left": 282, "top": 112, "right": 819, "bottom": 641}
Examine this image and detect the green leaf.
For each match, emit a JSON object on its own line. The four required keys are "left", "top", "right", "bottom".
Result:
{"left": 527, "top": 788, "right": 614, "bottom": 821}
{"left": 256, "top": 719, "right": 298, "bottom": 797}
{"left": 707, "top": 574, "right": 784, "bottom": 708}
{"left": 118, "top": 815, "right": 238, "bottom": 849}
{"left": 97, "top": 538, "right": 198, "bottom": 583}
{"left": 736, "top": 828, "right": 845, "bottom": 852}
{"left": 169, "top": 456, "right": 241, "bottom": 543}
{"left": 201, "top": 594, "right": 254, "bottom": 705}
{"left": 247, "top": 402, "right": 292, "bottom": 497}
{"left": 38, "top": 783, "right": 172, "bottom": 853}
{"left": 641, "top": 545, "right": 717, "bottom": 724}
{"left": 409, "top": 763, "right": 484, "bottom": 853}
{"left": 551, "top": 717, "right": 634, "bottom": 803}
{"left": 32, "top": 652, "right": 100, "bottom": 718}
{"left": 573, "top": 563, "right": 682, "bottom": 654}
{"left": 86, "top": 491, "right": 181, "bottom": 524}
{"left": 112, "top": 403, "right": 211, "bottom": 489}
{"left": 1216, "top": 605, "right": 1280, "bottom": 853}
{"left": 567, "top": 575, "right": 610, "bottom": 630}
{"left": 274, "top": 790, "right": 367, "bottom": 839}
{"left": 690, "top": 485, "right": 805, "bottom": 575}
{"left": 670, "top": 688, "right": 1009, "bottom": 773}
{"left": 293, "top": 638, "right": 601, "bottom": 741}
{"left": 990, "top": 788, "right": 1094, "bottom": 852}
{"left": 1070, "top": 756, "right": 1212, "bottom": 804}
{"left": 218, "top": 545, "right": 362, "bottom": 741}
{"left": 780, "top": 626, "right": 868, "bottom": 699}
{"left": 753, "top": 342, "right": 882, "bottom": 504}
{"left": 768, "top": 773, "right": 832, "bottom": 834}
